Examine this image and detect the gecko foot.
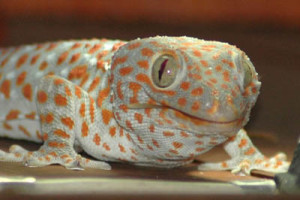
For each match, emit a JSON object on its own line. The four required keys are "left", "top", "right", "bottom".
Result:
{"left": 198, "top": 152, "right": 289, "bottom": 175}
{"left": 1, "top": 144, "right": 111, "bottom": 170}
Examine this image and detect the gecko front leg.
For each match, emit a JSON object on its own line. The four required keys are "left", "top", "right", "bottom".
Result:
{"left": 2, "top": 75, "right": 111, "bottom": 170}
{"left": 198, "top": 129, "right": 289, "bottom": 175}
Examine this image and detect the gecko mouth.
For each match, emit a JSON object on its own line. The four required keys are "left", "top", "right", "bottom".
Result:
{"left": 127, "top": 103, "right": 243, "bottom": 125}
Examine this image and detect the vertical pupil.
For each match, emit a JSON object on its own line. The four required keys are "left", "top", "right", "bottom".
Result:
{"left": 158, "top": 59, "right": 169, "bottom": 81}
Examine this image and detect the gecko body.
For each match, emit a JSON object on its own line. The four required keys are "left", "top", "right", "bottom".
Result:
{"left": 0, "top": 36, "right": 289, "bottom": 174}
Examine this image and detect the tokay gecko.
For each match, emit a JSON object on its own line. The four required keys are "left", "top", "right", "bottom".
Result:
{"left": 0, "top": 36, "right": 289, "bottom": 175}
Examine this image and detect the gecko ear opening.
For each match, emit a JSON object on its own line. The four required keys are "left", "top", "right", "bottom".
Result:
{"left": 151, "top": 54, "right": 178, "bottom": 88}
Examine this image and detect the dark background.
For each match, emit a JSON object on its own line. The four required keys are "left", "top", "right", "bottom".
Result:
{"left": 0, "top": 0, "right": 300, "bottom": 157}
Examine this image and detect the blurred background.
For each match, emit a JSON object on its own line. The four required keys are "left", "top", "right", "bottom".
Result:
{"left": 0, "top": 0, "right": 299, "bottom": 156}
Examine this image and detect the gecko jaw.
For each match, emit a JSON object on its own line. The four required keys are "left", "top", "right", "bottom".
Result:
{"left": 127, "top": 103, "right": 243, "bottom": 125}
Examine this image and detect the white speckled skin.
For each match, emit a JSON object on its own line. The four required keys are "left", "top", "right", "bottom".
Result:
{"left": 0, "top": 36, "right": 289, "bottom": 174}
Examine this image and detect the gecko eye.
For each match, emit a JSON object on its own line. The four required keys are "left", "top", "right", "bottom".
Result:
{"left": 152, "top": 54, "right": 178, "bottom": 88}
{"left": 242, "top": 58, "right": 254, "bottom": 88}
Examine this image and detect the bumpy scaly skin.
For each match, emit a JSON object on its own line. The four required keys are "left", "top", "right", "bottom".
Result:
{"left": 0, "top": 36, "right": 289, "bottom": 174}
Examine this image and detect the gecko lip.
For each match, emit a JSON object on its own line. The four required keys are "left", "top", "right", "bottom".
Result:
{"left": 127, "top": 103, "right": 243, "bottom": 125}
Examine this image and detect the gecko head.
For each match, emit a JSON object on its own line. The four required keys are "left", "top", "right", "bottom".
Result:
{"left": 110, "top": 36, "right": 261, "bottom": 138}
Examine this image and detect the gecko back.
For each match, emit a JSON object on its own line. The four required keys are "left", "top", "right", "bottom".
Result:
{"left": 0, "top": 39, "right": 124, "bottom": 142}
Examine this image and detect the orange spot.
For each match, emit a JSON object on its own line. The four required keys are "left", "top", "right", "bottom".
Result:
{"left": 36, "top": 130, "right": 42, "bottom": 140}
{"left": 65, "top": 86, "right": 72, "bottom": 96}
{"left": 43, "top": 133, "right": 49, "bottom": 141}
{"left": 137, "top": 60, "right": 149, "bottom": 69}
{"left": 54, "top": 129, "right": 70, "bottom": 139}
{"left": 215, "top": 65, "right": 222, "bottom": 72}
{"left": 81, "top": 121, "right": 89, "bottom": 137}
{"left": 3, "top": 122, "right": 12, "bottom": 130}
{"left": 39, "top": 61, "right": 48, "bottom": 71}
{"left": 79, "top": 103, "right": 85, "bottom": 118}
{"left": 45, "top": 113, "right": 54, "bottom": 123}
{"left": 205, "top": 70, "right": 212, "bottom": 76}
{"left": 238, "top": 139, "right": 247, "bottom": 148}
{"left": 90, "top": 97, "right": 95, "bottom": 123}
{"left": 188, "top": 73, "right": 202, "bottom": 80}
{"left": 6, "top": 110, "right": 20, "bottom": 120}
{"left": 126, "top": 133, "right": 132, "bottom": 141}
{"left": 275, "top": 160, "right": 283, "bottom": 168}
{"left": 209, "top": 78, "right": 218, "bottom": 84}
{"left": 54, "top": 78, "right": 64, "bottom": 85}
{"left": 222, "top": 59, "right": 235, "bottom": 68}
{"left": 30, "top": 54, "right": 40, "bottom": 65}
{"left": 71, "top": 43, "right": 82, "bottom": 50}
{"left": 191, "top": 101, "right": 201, "bottom": 111}
{"left": 68, "top": 65, "right": 88, "bottom": 80}
{"left": 163, "top": 131, "right": 175, "bottom": 137}
{"left": 116, "top": 81, "right": 124, "bottom": 100}
{"left": 102, "top": 109, "right": 113, "bottom": 125}
{"left": 195, "top": 141, "right": 203, "bottom": 145}
{"left": 223, "top": 71, "right": 230, "bottom": 82}
{"left": 147, "top": 145, "right": 154, "bottom": 151}
{"left": 93, "top": 133, "right": 101, "bottom": 146}
{"left": 180, "top": 131, "right": 189, "bottom": 138}
{"left": 126, "top": 120, "right": 133, "bottom": 131}
{"left": 180, "top": 82, "right": 190, "bottom": 91}
{"left": 49, "top": 152, "right": 58, "bottom": 157}
{"left": 16, "top": 53, "right": 29, "bottom": 68}
{"left": 112, "top": 41, "right": 125, "bottom": 51}
{"left": 169, "top": 149, "right": 178, "bottom": 155}
{"left": 134, "top": 113, "right": 143, "bottom": 124}
{"left": 141, "top": 48, "right": 154, "bottom": 57}
{"left": 149, "top": 124, "right": 155, "bottom": 133}
{"left": 200, "top": 60, "right": 209, "bottom": 67}
{"left": 127, "top": 42, "right": 141, "bottom": 50}
{"left": 109, "top": 126, "right": 116, "bottom": 137}
{"left": 172, "top": 142, "right": 183, "bottom": 149}
{"left": 0, "top": 80, "right": 11, "bottom": 98}
{"left": 88, "top": 77, "right": 100, "bottom": 92}
{"left": 88, "top": 44, "right": 102, "bottom": 54}
{"left": 22, "top": 83, "right": 32, "bottom": 101}
{"left": 37, "top": 90, "right": 48, "bottom": 104}
{"left": 152, "top": 139, "right": 160, "bottom": 148}
{"left": 119, "top": 128, "right": 124, "bottom": 137}
{"left": 113, "top": 56, "right": 128, "bottom": 67}
{"left": 61, "top": 117, "right": 74, "bottom": 129}
{"left": 191, "top": 87, "right": 203, "bottom": 96}
{"left": 69, "top": 53, "right": 81, "bottom": 64}
{"left": 193, "top": 50, "right": 202, "bottom": 57}
{"left": 119, "top": 144, "right": 126, "bottom": 153}
{"left": 97, "top": 50, "right": 109, "bottom": 59}
{"left": 222, "top": 162, "right": 228, "bottom": 168}
{"left": 103, "top": 143, "right": 111, "bottom": 151}
{"left": 79, "top": 73, "right": 90, "bottom": 87}
{"left": 129, "top": 82, "right": 141, "bottom": 104}
{"left": 177, "top": 98, "right": 187, "bottom": 106}
{"left": 46, "top": 43, "right": 58, "bottom": 51}
{"left": 196, "top": 147, "right": 205, "bottom": 152}
{"left": 136, "top": 73, "right": 152, "bottom": 85}
{"left": 48, "top": 141, "right": 65, "bottom": 148}
{"left": 18, "top": 125, "right": 31, "bottom": 137}
{"left": 244, "top": 147, "right": 256, "bottom": 156}
{"left": 97, "top": 87, "right": 110, "bottom": 106}
{"left": 57, "top": 51, "right": 69, "bottom": 65}
{"left": 119, "top": 66, "right": 134, "bottom": 76}
{"left": 1, "top": 57, "right": 9, "bottom": 67}
{"left": 75, "top": 86, "right": 82, "bottom": 98}
{"left": 16, "top": 71, "right": 27, "bottom": 86}
{"left": 54, "top": 94, "right": 67, "bottom": 106}
{"left": 137, "top": 136, "right": 144, "bottom": 144}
